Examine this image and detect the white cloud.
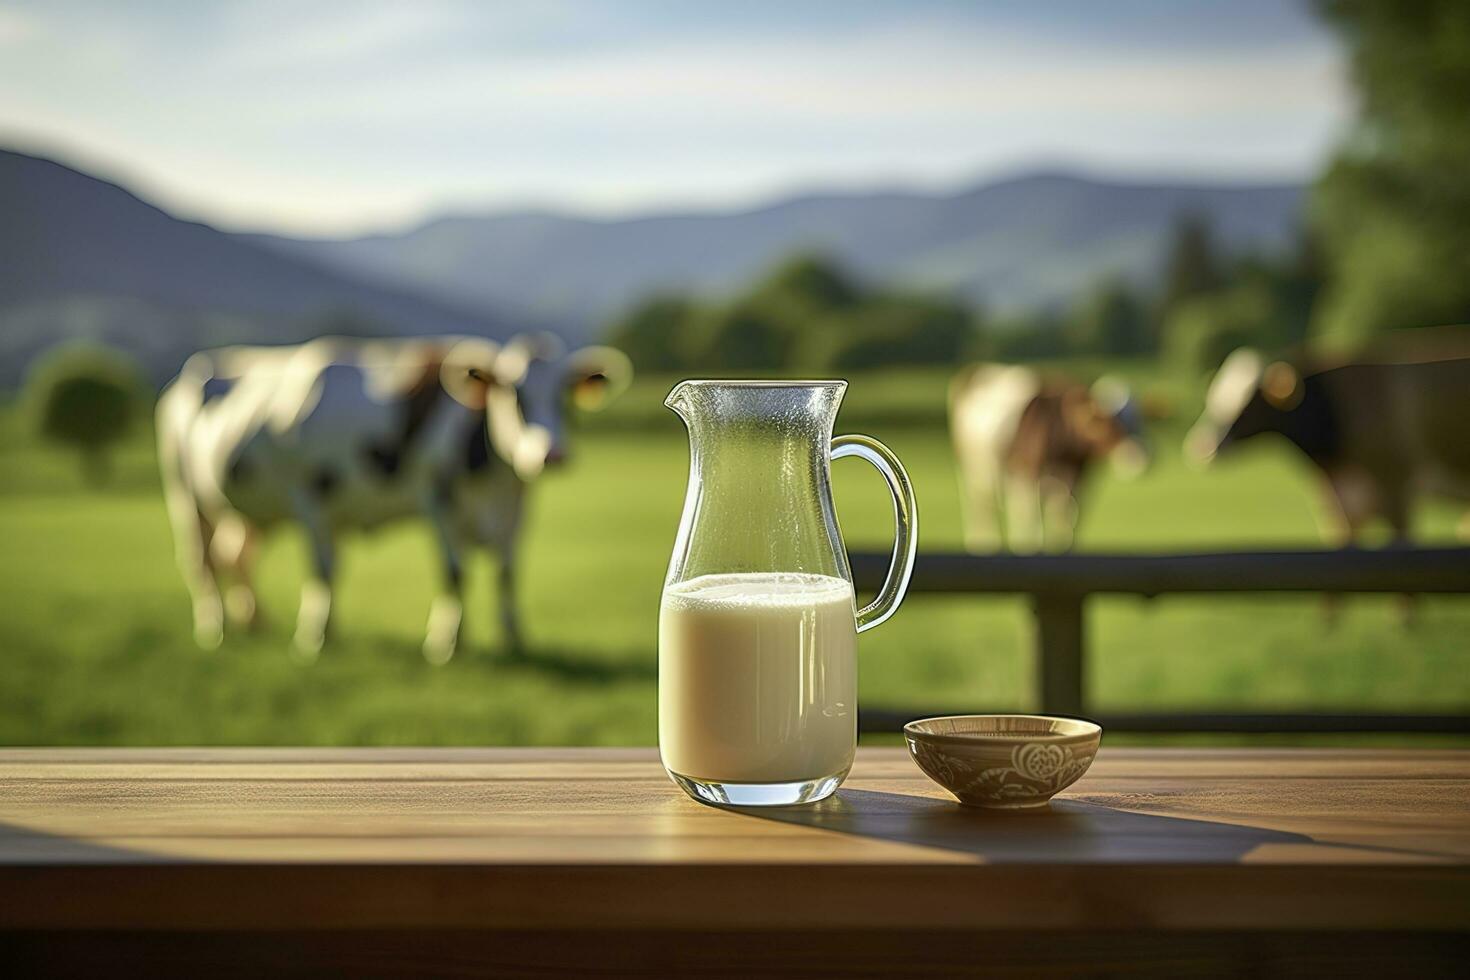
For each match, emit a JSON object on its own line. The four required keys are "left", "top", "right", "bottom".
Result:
{"left": 0, "top": 6, "right": 39, "bottom": 45}
{"left": 0, "top": 4, "right": 1349, "bottom": 235}
{"left": 212, "top": 1, "right": 465, "bottom": 72}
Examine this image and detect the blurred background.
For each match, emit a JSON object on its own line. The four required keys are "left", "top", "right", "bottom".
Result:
{"left": 1, "top": 0, "right": 1466, "bottom": 745}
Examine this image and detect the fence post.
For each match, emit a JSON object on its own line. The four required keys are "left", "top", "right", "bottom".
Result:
{"left": 1033, "top": 593, "right": 1085, "bottom": 716}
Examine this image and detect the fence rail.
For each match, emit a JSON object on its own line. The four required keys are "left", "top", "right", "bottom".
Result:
{"left": 848, "top": 546, "right": 1470, "bottom": 734}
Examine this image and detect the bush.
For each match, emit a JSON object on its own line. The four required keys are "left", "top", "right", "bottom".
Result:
{"left": 989, "top": 311, "right": 1073, "bottom": 361}
{"left": 25, "top": 344, "right": 144, "bottom": 485}
{"left": 1165, "top": 287, "right": 1268, "bottom": 374}
{"left": 828, "top": 294, "right": 978, "bottom": 370}
{"left": 604, "top": 252, "right": 979, "bottom": 373}
{"left": 606, "top": 294, "right": 701, "bottom": 372}
{"left": 1067, "top": 279, "right": 1152, "bottom": 356}
{"left": 1163, "top": 250, "right": 1318, "bottom": 374}
{"left": 686, "top": 299, "right": 794, "bottom": 371}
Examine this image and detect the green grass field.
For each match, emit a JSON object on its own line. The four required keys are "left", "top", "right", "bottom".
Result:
{"left": 1, "top": 367, "right": 1467, "bottom": 746}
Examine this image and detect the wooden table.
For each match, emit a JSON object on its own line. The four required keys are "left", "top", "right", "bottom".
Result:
{"left": 2, "top": 747, "right": 1467, "bottom": 977}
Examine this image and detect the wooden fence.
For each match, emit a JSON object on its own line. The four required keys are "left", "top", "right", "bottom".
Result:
{"left": 849, "top": 546, "right": 1470, "bottom": 733}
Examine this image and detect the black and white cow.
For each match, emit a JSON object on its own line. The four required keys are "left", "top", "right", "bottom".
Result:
{"left": 156, "top": 333, "right": 630, "bottom": 661}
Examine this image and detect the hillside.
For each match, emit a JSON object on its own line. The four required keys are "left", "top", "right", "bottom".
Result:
{"left": 0, "top": 149, "right": 522, "bottom": 385}
{"left": 255, "top": 172, "right": 1305, "bottom": 337}
{"left": 0, "top": 148, "right": 1308, "bottom": 383}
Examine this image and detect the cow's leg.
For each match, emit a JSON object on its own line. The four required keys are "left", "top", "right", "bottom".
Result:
{"left": 1317, "top": 480, "right": 1352, "bottom": 629}
{"left": 178, "top": 509, "right": 225, "bottom": 649}
{"left": 159, "top": 457, "right": 224, "bottom": 649}
{"left": 422, "top": 488, "right": 467, "bottom": 665}
{"left": 423, "top": 567, "right": 464, "bottom": 666}
{"left": 1040, "top": 474, "right": 1079, "bottom": 553}
{"left": 1381, "top": 484, "right": 1418, "bottom": 628}
{"left": 1320, "top": 471, "right": 1378, "bottom": 547}
{"left": 1317, "top": 472, "right": 1374, "bottom": 628}
{"left": 1004, "top": 474, "right": 1044, "bottom": 554}
{"left": 210, "top": 512, "right": 263, "bottom": 631}
{"left": 163, "top": 490, "right": 222, "bottom": 647}
{"left": 157, "top": 383, "right": 226, "bottom": 649}
{"left": 473, "top": 481, "right": 527, "bottom": 657}
{"left": 495, "top": 537, "right": 524, "bottom": 657}
{"left": 290, "top": 490, "right": 335, "bottom": 657}
{"left": 956, "top": 458, "right": 1003, "bottom": 553}
{"left": 481, "top": 489, "right": 526, "bottom": 658}
{"left": 234, "top": 522, "right": 265, "bottom": 631}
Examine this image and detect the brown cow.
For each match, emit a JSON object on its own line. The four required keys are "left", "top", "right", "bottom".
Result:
{"left": 1186, "top": 338, "right": 1470, "bottom": 546}
{"left": 950, "top": 365, "right": 1148, "bottom": 552}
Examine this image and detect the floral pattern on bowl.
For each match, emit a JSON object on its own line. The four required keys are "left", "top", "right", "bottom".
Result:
{"left": 904, "top": 714, "right": 1101, "bottom": 809}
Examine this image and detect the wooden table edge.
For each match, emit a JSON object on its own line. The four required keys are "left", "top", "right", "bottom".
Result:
{"left": 3, "top": 861, "right": 1467, "bottom": 933}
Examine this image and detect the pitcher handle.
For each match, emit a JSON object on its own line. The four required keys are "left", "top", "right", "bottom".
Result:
{"left": 831, "top": 434, "right": 918, "bottom": 633}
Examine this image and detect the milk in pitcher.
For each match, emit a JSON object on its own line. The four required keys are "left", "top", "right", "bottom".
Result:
{"left": 659, "top": 572, "right": 857, "bottom": 785}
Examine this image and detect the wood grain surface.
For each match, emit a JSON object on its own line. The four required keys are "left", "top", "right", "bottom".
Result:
{"left": 4, "top": 747, "right": 1467, "bottom": 976}
{"left": 1, "top": 746, "right": 1466, "bottom": 938}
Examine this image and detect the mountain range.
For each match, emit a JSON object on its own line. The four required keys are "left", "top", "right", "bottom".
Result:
{"left": 1, "top": 146, "right": 1306, "bottom": 384}
{"left": 256, "top": 172, "right": 1306, "bottom": 333}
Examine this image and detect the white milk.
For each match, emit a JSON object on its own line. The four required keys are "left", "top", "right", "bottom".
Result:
{"left": 659, "top": 572, "right": 857, "bottom": 785}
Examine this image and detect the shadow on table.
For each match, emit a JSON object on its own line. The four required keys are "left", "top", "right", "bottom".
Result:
{"left": 736, "top": 789, "right": 1313, "bottom": 863}
{"left": 0, "top": 822, "right": 160, "bottom": 863}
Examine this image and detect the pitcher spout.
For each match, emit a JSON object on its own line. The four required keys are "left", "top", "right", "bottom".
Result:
{"left": 664, "top": 380, "right": 695, "bottom": 421}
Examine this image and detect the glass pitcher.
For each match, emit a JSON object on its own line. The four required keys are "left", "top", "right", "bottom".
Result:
{"left": 660, "top": 380, "right": 918, "bottom": 806}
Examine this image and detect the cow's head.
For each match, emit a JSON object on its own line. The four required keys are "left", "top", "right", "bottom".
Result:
{"left": 1077, "top": 376, "right": 1151, "bottom": 478}
{"left": 442, "top": 333, "right": 632, "bottom": 480}
{"left": 1185, "top": 348, "right": 1301, "bottom": 465}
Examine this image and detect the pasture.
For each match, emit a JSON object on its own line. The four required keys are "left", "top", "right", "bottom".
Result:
{"left": 1, "top": 366, "right": 1467, "bottom": 746}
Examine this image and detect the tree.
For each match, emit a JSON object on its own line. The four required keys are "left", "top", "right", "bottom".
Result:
{"left": 1312, "top": 0, "right": 1470, "bottom": 342}
{"left": 601, "top": 251, "right": 981, "bottom": 372}
{"left": 684, "top": 300, "right": 793, "bottom": 371}
{"left": 1157, "top": 213, "right": 1223, "bottom": 331}
{"left": 1163, "top": 246, "right": 1317, "bottom": 374}
{"left": 606, "top": 293, "right": 699, "bottom": 371}
{"left": 1165, "top": 282, "right": 1278, "bottom": 374}
{"left": 1273, "top": 232, "right": 1327, "bottom": 340}
{"left": 25, "top": 344, "right": 143, "bottom": 485}
{"left": 1067, "top": 279, "right": 1151, "bottom": 355}
{"left": 989, "top": 310, "right": 1073, "bottom": 361}
{"left": 827, "top": 293, "right": 977, "bottom": 370}
{"left": 748, "top": 253, "right": 861, "bottom": 314}
{"left": 744, "top": 254, "right": 861, "bottom": 370}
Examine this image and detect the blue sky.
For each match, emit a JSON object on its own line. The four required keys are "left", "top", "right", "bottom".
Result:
{"left": 0, "top": 1, "right": 1348, "bottom": 236}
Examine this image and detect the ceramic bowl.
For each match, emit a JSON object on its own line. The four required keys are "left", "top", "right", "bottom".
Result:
{"left": 904, "top": 714, "right": 1102, "bottom": 809}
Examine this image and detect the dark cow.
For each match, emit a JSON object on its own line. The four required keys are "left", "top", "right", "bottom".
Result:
{"left": 156, "top": 334, "right": 631, "bottom": 661}
{"left": 949, "top": 364, "right": 1148, "bottom": 552}
{"left": 1186, "top": 343, "right": 1470, "bottom": 545}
